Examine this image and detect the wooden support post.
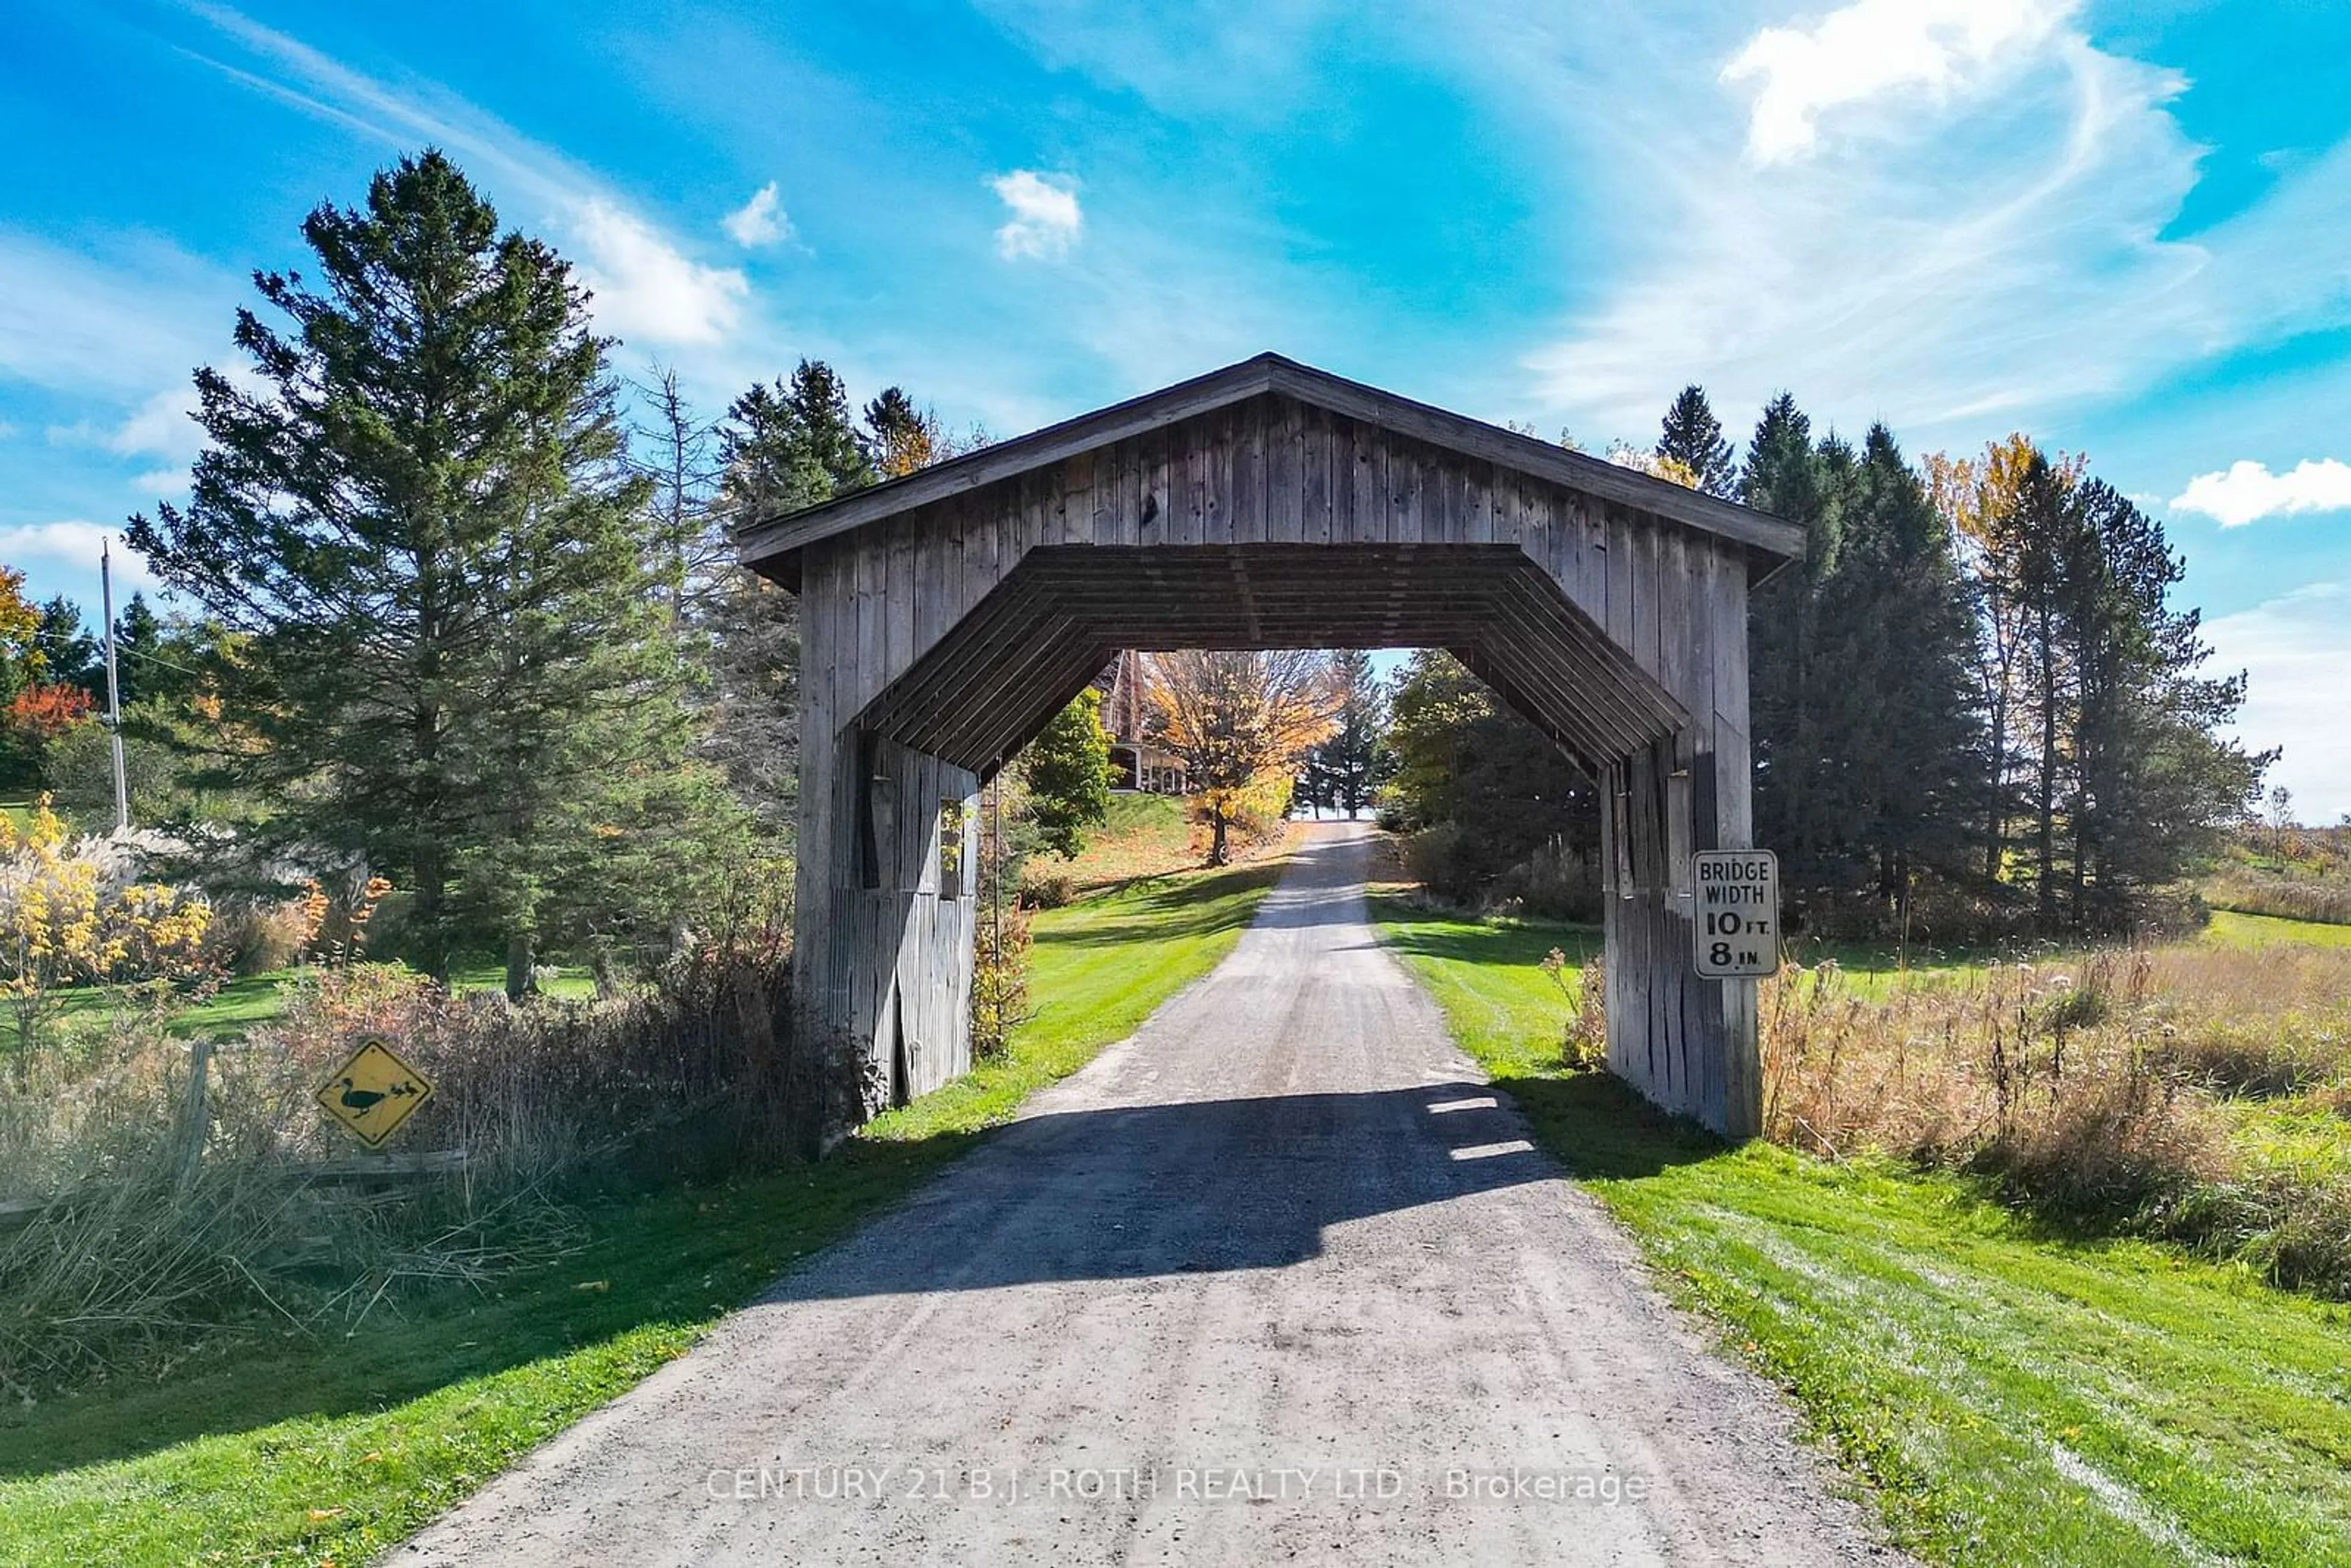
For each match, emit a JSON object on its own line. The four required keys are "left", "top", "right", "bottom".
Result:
{"left": 175, "top": 1037, "right": 213, "bottom": 1190}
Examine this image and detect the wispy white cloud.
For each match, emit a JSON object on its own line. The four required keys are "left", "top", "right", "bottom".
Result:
{"left": 722, "top": 181, "right": 792, "bottom": 248}
{"left": 106, "top": 385, "right": 206, "bottom": 463}
{"left": 1504, "top": 2, "right": 2351, "bottom": 445}
{"left": 2172, "top": 459, "right": 2351, "bottom": 527}
{"left": 1723, "top": 0, "right": 2074, "bottom": 163}
{"left": 0, "top": 521, "right": 165, "bottom": 596}
{"left": 2207, "top": 583, "right": 2351, "bottom": 820}
{"left": 571, "top": 198, "right": 746, "bottom": 345}
{"left": 990, "top": 170, "right": 1083, "bottom": 261}
{"left": 186, "top": 3, "right": 751, "bottom": 351}
{"left": 0, "top": 231, "right": 228, "bottom": 396}
{"left": 970, "top": 0, "right": 1341, "bottom": 116}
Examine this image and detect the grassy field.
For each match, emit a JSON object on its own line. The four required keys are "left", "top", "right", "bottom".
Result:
{"left": 0, "top": 858, "right": 1287, "bottom": 1568}
{"left": 1044, "top": 790, "right": 1291, "bottom": 895}
{"left": 1372, "top": 895, "right": 2351, "bottom": 1567}
{"left": 2207, "top": 907, "right": 2351, "bottom": 950}
{"left": 49, "top": 958, "right": 599, "bottom": 1040}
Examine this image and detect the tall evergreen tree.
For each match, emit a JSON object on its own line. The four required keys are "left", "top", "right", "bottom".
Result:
{"left": 1817, "top": 426, "right": 1987, "bottom": 911}
{"left": 32, "top": 597, "right": 100, "bottom": 700}
{"left": 696, "top": 359, "right": 879, "bottom": 837}
{"left": 721, "top": 361, "right": 874, "bottom": 517}
{"left": 1997, "top": 452, "right": 2075, "bottom": 924}
{"left": 109, "top": 593, "right": 162, "bottom": 708}
{"left": 1299, "top": 649, "right": 1387, "bottom": 818}
{"left": 127, "top": 150, "right": 703, "bottom": 985}
{"left": 1657, "top": 384, "right": 1737, "bottom": 499}
{"left": 863, "top": 386, "right": 942, "bottom": 479}
{"left": 1741, "top": 394, "right": 1842, "bottom": 888}
{"left": 2055, "top": 482, "right": 2268, "bottom": 928}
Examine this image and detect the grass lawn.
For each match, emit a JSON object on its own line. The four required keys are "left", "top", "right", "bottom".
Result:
{"left": 0, "top": 858, "right": 1288, "bottom": 1567}
{"left": 2205, "top": 908, "right": 2351, "bottom": 950}
{"left": 1371, "top": 895, "right": 2351, "bottom": 1567}
{"left": 1053, "top": 791, "right": 1292, "bottom": 895}
{"left": 50, "top": 959, "right": 599, "bottom": 1040}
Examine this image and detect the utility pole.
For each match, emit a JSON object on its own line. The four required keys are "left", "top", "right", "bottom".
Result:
{"left": 100, "top": 535, "right": 129, "bottom": 831}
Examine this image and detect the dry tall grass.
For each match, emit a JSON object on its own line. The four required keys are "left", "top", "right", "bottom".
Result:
{"left": 2204, "top": 868, "right": 2351, "bottom": 926}
{"left": 1756, "top": 942, "right": 2351, "bottom": 1296}
{"left": 0, "top": 938, "right": 826, "bottom": 1392}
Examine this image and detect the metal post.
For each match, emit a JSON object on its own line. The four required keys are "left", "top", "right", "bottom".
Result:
{"left": 100, "top": 536, "right": 129, "bottom": 831}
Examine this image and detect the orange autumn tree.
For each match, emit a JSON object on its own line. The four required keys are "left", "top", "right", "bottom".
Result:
{"left": 7, "top": 683, "right": 94, "bottom": 741}
{"left": 1145, "top": 650, "right": 1340, "bottom": 866}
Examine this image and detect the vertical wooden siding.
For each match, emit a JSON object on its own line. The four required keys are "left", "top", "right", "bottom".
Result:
{"left": 793, "top": 391, "right": 1762, "bottom": 1137}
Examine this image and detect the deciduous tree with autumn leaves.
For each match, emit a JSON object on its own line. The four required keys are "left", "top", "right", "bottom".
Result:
{"left": 1145, "top": 650, "right": 1341, "bottom": 866}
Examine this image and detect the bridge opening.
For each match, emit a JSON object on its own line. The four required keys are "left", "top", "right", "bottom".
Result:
{"left": 737, "top": 354, "right": 1800, "bottom": 1141}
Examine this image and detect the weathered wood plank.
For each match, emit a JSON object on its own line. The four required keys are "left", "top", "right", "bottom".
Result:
{"left": 792, "top": 381, "right": 1770, "bottom": 1144}
{"left": 1231, "top": 396, "right": 1267, "bottom": 542}
{"left": 1301, "top": 403, "right": 1334, "bottom": 546}
{"left": 1267, "top": 396, "right": 1303, "bottom": 544}
{"left": 742, "top": 353, "right": 1802, "bottom": 570}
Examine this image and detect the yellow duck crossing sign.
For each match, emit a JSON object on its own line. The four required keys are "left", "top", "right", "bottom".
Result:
{"left": 317, "top": 1037, "right": 435, "bottom": 1148}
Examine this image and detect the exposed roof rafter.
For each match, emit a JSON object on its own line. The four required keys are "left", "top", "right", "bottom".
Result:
{"left": 850, "top": 544, "right": 1688, "bottom": 778}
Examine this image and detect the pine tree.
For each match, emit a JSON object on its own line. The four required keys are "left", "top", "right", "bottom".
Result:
{"left": 1741, "top": 394, "right": 1840, "bottom": 890}
{"left": 1300, "top": 649, "right": 1387, "bottom": 819}
{"left": 863, "top": 387, "right": 941, "bottom": 478}
{"left": 109, "top": 593, "right": 161, "bottom": 708}
{"left": 32, "top": 598, "right": 100, "bottom": 700}
{"left": 697, "top": 361, "right": 878, "bottom": 837}
{"left": 721, "top": 361, "right": 874, "bottom": 518}
{"left": 1657, "top": 384, "right": 1737, "bottom": 499}
{"left": 127, "top": 150, "right": 702, "bottom": 984}
{"left": 1995, "top": 452, "right": 2075, "bottom": 925}
{"left": 1817, "top": 426, "right": 1987, "bottom": 913}
{"left": 2057, "top": 482, "right": 2270, "bottom": 929}
{"left": 1018, "top": 688, "right": 1114, "bottom": 859}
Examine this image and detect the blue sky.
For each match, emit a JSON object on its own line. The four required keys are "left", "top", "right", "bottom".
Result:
{"left": 2, "top": 1, "right": 2348, "bottom": 812}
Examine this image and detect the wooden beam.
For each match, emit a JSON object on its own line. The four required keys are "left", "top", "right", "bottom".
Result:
{"left": 741, "top": 355, "right": 1804, "bottom": 575}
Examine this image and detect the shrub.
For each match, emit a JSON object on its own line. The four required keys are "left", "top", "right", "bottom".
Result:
{"left": 0, "top": 798, "right": 214, "bottom": 1051}
{"left": 0, "top": 923, "right": 828, "bottom": 1390}
{"left": 2205, "top": 868, "right": 2351, "bottom": 926}
{"left": 200, "top": 897, "right": 315, "bottom": 975}
{"left": 970, "top": 900, "right": 1035, "bottom": 1060}
{"left": 1755, "top": 942, "right": 2351, "bottom": 1298}
{"left": 1491, "top": 841, "right": 1602, "bottom": 923}
{"left": 1018, "top": 869, "right": 1076, "bottom": 910}
{"left": 1540, "top": 946, "right": 1607, "bottom": 1071}
{"left": 1401, "top": 823, "right": 1473, "bottom": 907}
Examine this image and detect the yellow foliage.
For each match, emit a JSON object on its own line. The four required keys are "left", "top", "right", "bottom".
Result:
{"left": 1145, "top": 651, "right": 1338, "bottom": 863}
{"left": 0, "top": 796, "right": 214, "bottom": 1047}
{"left": 1923, "top": 433, "right": 2087, "bottom": 546}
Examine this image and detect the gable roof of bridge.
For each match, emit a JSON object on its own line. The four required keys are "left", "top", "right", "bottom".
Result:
{"left": 735, "top": 351, "right": 1804, "bottom": 580}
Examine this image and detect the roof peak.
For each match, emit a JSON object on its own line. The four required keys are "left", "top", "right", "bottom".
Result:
{"left": 736, "top": 353, "right": 1801, "bottom": 578}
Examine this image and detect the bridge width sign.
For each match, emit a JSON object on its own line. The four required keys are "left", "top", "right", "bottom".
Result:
{"left": 1692, "top": 850, "right": 1780, "bottom": 979}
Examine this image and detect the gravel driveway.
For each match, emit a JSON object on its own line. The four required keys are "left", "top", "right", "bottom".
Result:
{"left": 397, "top": 822, "right": 1904, "bottom": 1566}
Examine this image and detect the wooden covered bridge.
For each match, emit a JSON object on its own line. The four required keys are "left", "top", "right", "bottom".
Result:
{"left": 738, "top": 354, "right": 1801, "bottom": 1138}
